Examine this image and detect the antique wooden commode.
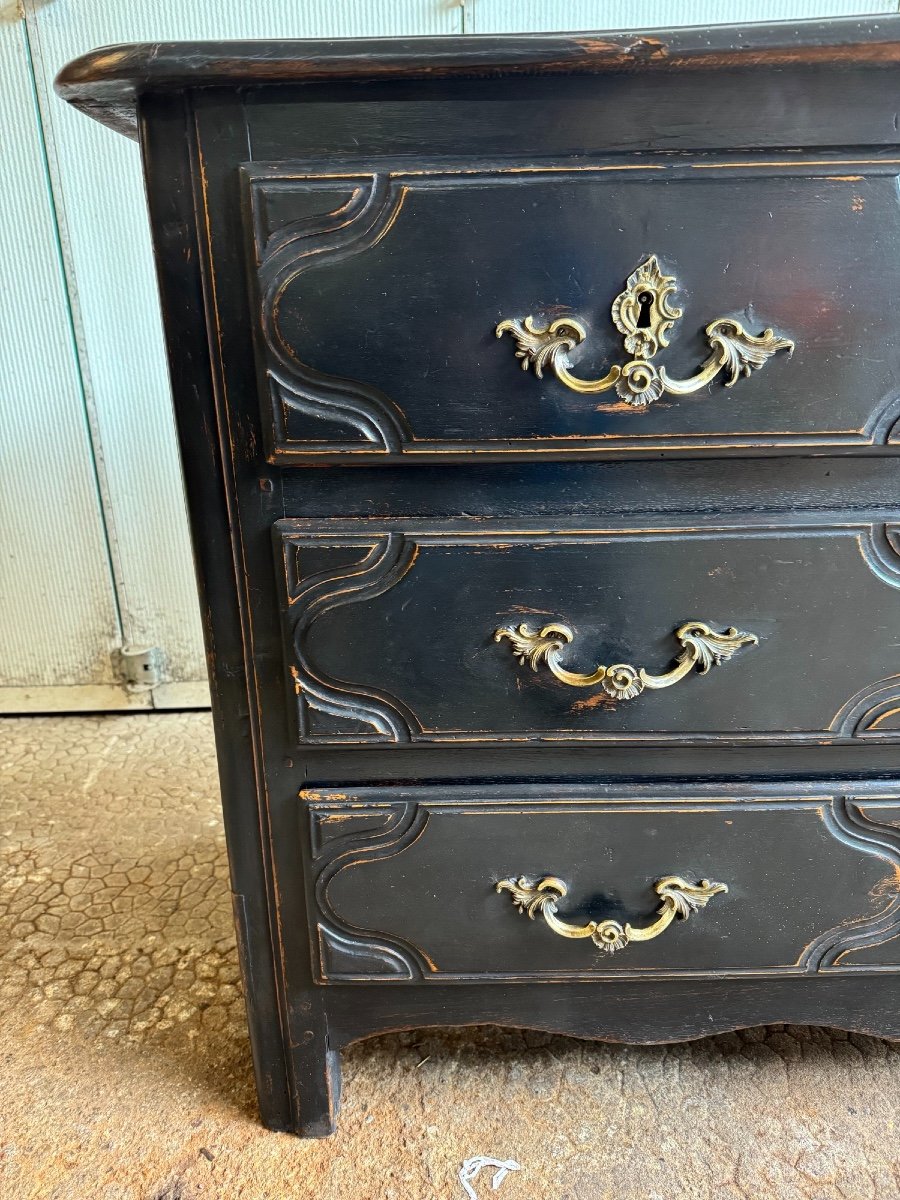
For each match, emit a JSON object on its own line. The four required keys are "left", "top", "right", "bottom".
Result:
{"left": 59, "top": 18, "right": 900, "bottom": 1135}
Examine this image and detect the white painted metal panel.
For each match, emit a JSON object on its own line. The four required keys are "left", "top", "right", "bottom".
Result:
{"left": 9, "top": 0, "right": 895, "bottom": 708}
{"left": 21, "top": 1, "right": 462, "bottom": 695}
{"left": 0, "top": 16, "right": 120, "bottom": 691}
{"left": 468, "top": 2, "right": 897, "bottom": 34}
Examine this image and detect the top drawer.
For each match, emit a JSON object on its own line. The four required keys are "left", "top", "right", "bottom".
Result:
{"left": 244, "top": 155, "right": 900, "bottom": 463}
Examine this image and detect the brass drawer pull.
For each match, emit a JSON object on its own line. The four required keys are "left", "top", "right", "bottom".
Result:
{"left": 496, "top": 875, "right": 727, "bottom": 954}
{"left": 494, "top": 619, "right": 757, "bottom": 700}
{"left": 496, "top": 254, "right": 793, "bottom": 407}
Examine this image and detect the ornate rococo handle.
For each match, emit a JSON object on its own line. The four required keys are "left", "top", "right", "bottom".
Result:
{"left": 496, "top": 255, "right": 794, "bottom": 407}
{"left": 496, "top": 874, "right": 728, "bottom": 953}
{"left": 494, "top": 619, "right": 758, "bottom": 700}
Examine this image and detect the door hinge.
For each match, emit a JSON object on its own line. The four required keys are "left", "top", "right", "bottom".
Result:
{"left": 114, "top": 645, "right": 165, "bottom": 691}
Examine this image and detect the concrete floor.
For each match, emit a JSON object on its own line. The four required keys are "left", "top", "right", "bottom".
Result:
{"left": 2, "top": 713, "right": 900, "bottom": 1199}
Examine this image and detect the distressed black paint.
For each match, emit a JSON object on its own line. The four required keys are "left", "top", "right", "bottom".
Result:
{"left": 58, "top": 18, "right": 900, "bottom": 1136}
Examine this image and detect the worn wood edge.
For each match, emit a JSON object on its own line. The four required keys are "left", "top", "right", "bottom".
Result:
{"left": 325, "top": 976, "right": 900, "bottom": 1050}
{"left": 136, "top": 92, "right": 296, "bottom": 1131}
{"left": 301, "top": 779, "right": 900, "bottom": 803}
{"left": 55, "top": 16, "right": 900, "bottom": 139}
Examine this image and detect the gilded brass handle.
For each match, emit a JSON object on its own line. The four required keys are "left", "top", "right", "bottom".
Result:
{"left": 496, "top": 254, "right": 793, "bottom": 406}
{"left": 494, "top": 619, "right": 757, "bottom": 700}
{"left": 496, "top": 875, "right": 727, "bottom": 954}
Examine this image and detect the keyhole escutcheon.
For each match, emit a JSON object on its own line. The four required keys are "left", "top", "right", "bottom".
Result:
{"left": 636, "top": 291, "right": 654, "bottom": 328}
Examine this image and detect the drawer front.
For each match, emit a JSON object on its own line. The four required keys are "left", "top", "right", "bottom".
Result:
{"left": 245, "top": 156, "right": 900, "bottom": 461}
{"left": 275, "top": 516, "right": 900, "bottom": 747}
{"left": 304, "top": 784, "right": 900, "bottom": 982}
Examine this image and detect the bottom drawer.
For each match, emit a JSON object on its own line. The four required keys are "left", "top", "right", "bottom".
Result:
{"left": 302, "top": 783, "right": 900, "bottom": 983}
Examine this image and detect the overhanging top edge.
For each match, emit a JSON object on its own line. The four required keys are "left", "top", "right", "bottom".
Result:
{"left": 54, "top": 16, "right": 900, "bottom": 140}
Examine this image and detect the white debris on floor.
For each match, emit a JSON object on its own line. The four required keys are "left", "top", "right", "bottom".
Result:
{"left": 458, "top": 1155, "right": 522, "bottom": 1199}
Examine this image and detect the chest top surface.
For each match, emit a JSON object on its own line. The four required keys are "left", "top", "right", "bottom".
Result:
{"left": 54, "top": 16, "right": 900, "bottom": 138}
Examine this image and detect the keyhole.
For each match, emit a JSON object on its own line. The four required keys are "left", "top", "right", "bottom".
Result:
{"left": 636, "top": 291, "right": 653, "bottom": 328}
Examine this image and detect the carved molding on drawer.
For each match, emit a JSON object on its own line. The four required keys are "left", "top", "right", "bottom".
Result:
{"left": 280, "top": 532, "right": 419, "bottom": 742}
{"left": 859, "top": 522, "right": 900, "bottom": 589}
{"left": 316, "top": 923, "right": 421, "bottom": 980}
{"left": 864, "top": 391, "right": 900, "bottom": 446}
{"left": 277, "top": 519, "right": 900, "bottom": 746}
{"left": 244, "top": 161, "right": 900, "bottom": 459}
{"left": 304, "top": 790, "right": 900, "bottom": 982}
{"left": 246, "top": 171, "right": 412, "bottom": 453}
{"left": 309, "top": 802, "right": 433, "bottom": 982}
{"left": 830, "top": 675, "right": 900, "bottom": 737}
{"left": 801, "top": 798, "right": 900, "bottom": 970}
{"left": 308, "top": 806, "right": 399, "bottom": 859}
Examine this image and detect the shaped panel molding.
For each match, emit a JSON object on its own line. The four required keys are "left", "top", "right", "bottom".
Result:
{"left": 308, "top": 801, "right": 433, "bottom": 982}
{"left": 278, "top": 532, "right": 419, "bottom": 742}
{"left": 244, "top": 159, "right": 900, "bottom": 461}
{"left": 304, "top": 786, "right": 900, "bottom": 983}
{"left": 245, "top": 173, "right": 412, "bottom": 453}
{"left": 801, "top": 798, "right": 900, "bottom": 970}
{"left": 275, "top": 518, "right": 900, "bottom": 747}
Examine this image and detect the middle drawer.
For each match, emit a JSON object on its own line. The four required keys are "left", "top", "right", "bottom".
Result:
{"left": 274, "top": 516, "right": 900, "bottom": 747}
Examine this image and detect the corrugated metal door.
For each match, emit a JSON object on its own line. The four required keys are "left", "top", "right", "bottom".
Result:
{"left": 1, "top": 1, "right": 893, "bottom": 711}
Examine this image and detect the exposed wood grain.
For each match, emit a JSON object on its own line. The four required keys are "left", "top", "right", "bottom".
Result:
{"left": 57, "top": 16, "right": 900, "bottom": 138}
{"left": 471, "top": 0, "right": 897, "bottom": 35}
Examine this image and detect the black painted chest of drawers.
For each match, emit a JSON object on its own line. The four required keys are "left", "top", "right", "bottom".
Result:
{"left": 59, "top": 18, "right": 900, "bottom": 1135}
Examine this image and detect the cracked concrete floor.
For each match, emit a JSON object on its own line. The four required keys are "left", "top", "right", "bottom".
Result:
{"left": 2, "top": 713, "right": 900, "bottom": 1199}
